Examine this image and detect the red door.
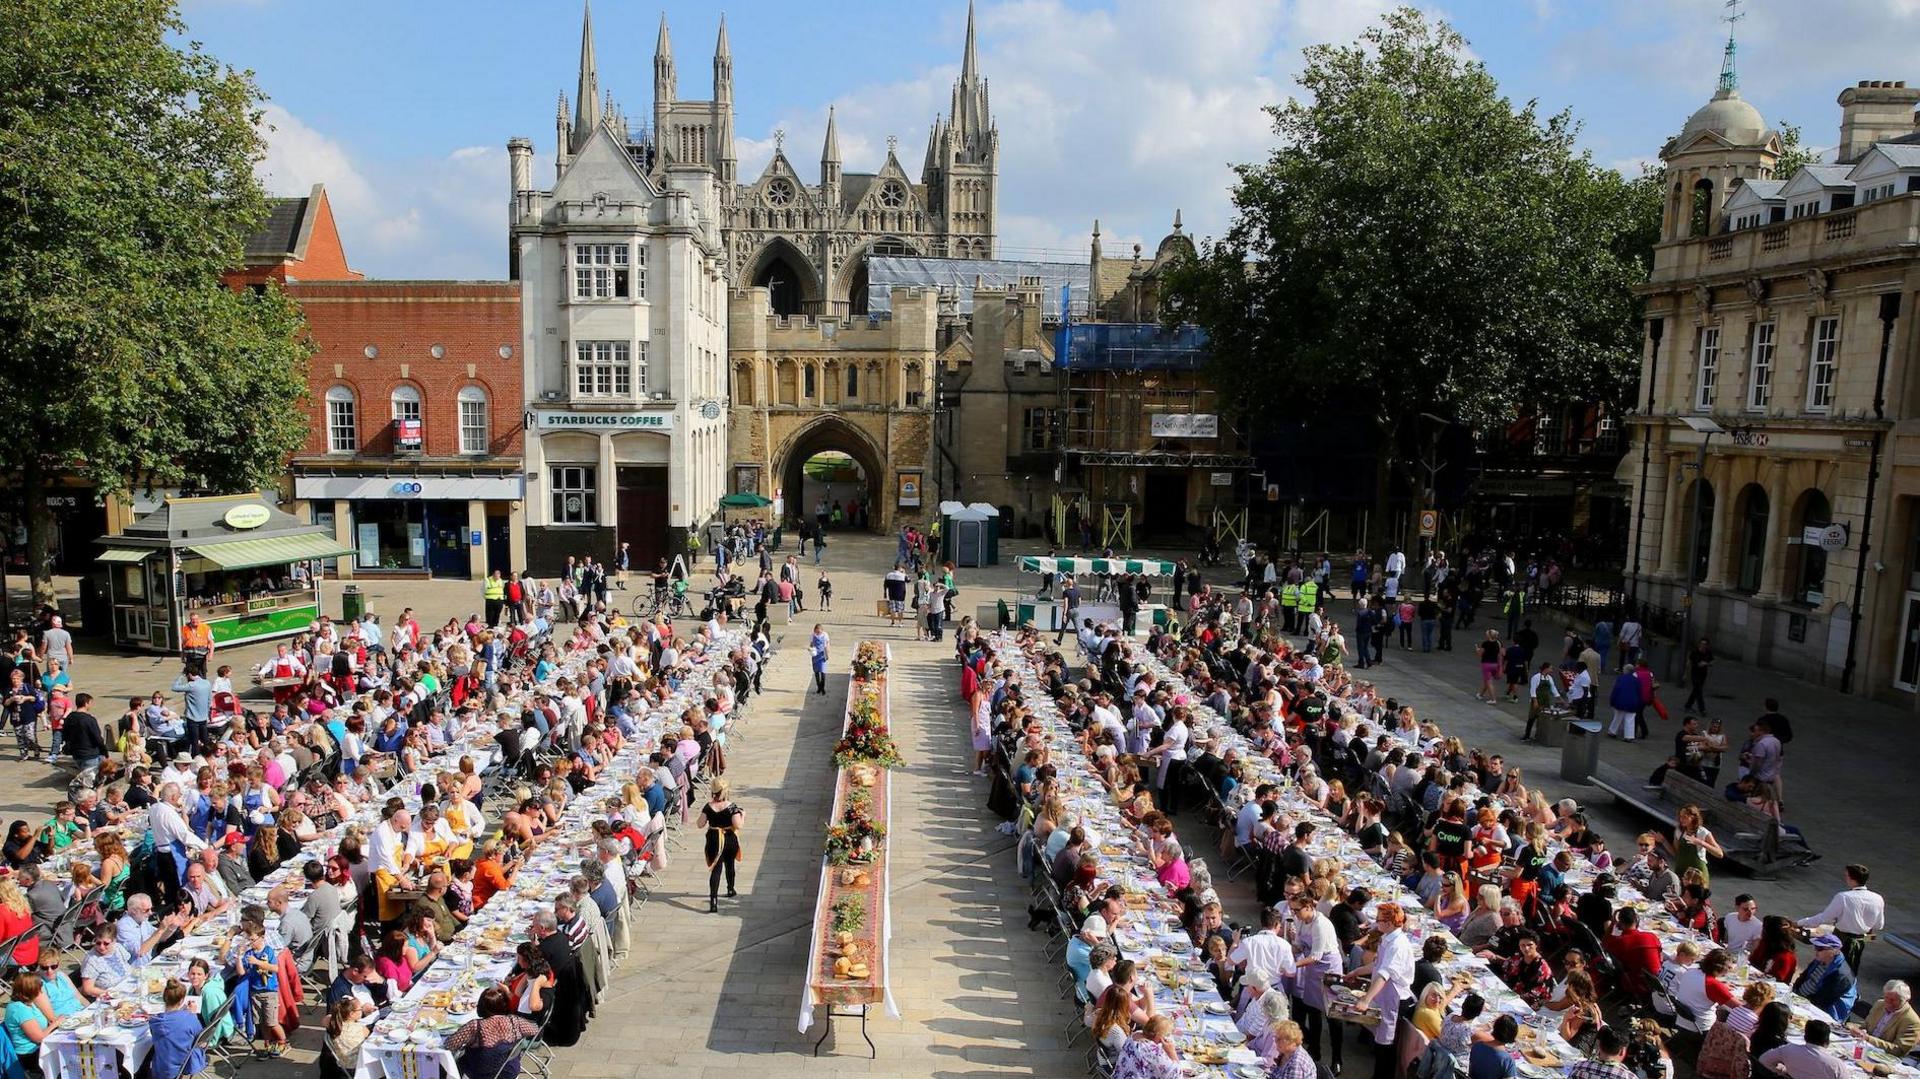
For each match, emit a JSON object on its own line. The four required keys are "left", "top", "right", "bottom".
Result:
{"left": 616, "top": 466, "right": 670, "bottom": 568}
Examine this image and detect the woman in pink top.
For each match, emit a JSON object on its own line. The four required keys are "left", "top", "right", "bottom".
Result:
{"left": 374, "top": 930, "right": 414, "bottom": 993}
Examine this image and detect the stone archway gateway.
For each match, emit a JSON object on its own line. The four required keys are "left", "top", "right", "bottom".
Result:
{"left": 776, "top": 415, "right": 887, "bottom": 533}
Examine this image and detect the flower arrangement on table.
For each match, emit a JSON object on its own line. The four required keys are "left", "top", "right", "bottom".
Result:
{"left": 851, "top": 641, "right": 889, "bottom": 680}
{"left": 832, "top": 713, "right": 904, "bottom": 769}
{"left": 824, "top": 807, "right": 887, "bottom": 865}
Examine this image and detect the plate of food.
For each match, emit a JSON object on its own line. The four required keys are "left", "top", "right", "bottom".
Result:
{"left": 1203, "top": 1001, "right": 1231, "bottom": 1015}
{"left": 1522, "top": 1047, "right": 1561, "bottom": 1068}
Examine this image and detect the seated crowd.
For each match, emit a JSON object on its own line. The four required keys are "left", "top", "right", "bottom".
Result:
{"left": 0, "top": 585, "right": 773, "bottom": 1079}
{"left": 954, "top": 586, "right": 1910, "bottom": 1079}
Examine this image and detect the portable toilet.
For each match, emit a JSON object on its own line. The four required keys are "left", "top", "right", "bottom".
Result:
{"left": 966, "top": 502, "right": 1001, "bottom": 565}
{"left": 949, "top": 505, "right": 992, "bottom": 567}
{"left": 937, "top": 501, "right": 967, "bottom": 562}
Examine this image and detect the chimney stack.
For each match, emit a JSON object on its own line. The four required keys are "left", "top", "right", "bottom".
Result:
{"left": 1837, "top": 79, "right": 1920, "bottom": 163}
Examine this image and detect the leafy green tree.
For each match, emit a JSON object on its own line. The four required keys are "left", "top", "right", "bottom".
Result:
{"left": 1162, "top": 7, "right": 1658, "bottom": 487}
{"left": 1771, "top": 120, "right": 1818, "bottom": 178}
{"left": 0, "top": 0, "right": 312, "bottom": 606}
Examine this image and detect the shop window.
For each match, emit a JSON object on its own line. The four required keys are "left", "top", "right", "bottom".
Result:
{"left": 325, "top": 386, "right": 357, "bottom": 453}
{"left": 458, "top": 386, "right": 489, "bottom": 454}
{"left": 552, "top": 466, "right": 597, "bottom": 525}
{"left": 351, "top": 500, "right": 425, "bottom": 570}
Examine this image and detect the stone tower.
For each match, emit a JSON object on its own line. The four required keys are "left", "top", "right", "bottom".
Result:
{"left": 642, "top": 2, "right": 998, "bottom": 317}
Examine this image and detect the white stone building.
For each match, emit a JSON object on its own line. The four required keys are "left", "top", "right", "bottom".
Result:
{"left": 506, "top": 6, "right": 729, "bottom": 572}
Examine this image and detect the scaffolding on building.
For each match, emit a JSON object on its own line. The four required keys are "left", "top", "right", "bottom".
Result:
{"left": 866, "top": 256, "right": 1091, "bottom": 320}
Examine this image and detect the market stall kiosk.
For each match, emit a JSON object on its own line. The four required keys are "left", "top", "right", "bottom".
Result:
{"left": 1013, "top": 555, "right": 1178, "bottom": 632}
{"left": 95, "top": 494, "right": 355, "bottom": 653}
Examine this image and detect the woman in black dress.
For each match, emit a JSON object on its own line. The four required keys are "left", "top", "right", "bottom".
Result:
{"left": 702, "top": 778, "right": 744, "bottom": 913}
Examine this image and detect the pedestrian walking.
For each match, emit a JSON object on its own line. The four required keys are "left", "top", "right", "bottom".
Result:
{"left": 1683, "top": 637, "right": 1714, "bottom": 715}
{"left": 702, "top": 779, "right": 745, "bottom": 913}
{"left": 1476, "top": 630, "right": 1501, "bottom": 702}
{"left": 808, "top": 624, "right": 830, "bottom": 695}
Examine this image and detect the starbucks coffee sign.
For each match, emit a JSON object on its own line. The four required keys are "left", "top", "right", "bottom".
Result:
{"left": 527, "top": 409, "right": 674, "bottom": 433}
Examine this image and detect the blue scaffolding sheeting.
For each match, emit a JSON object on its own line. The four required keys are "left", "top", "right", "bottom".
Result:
{"left": 1054, "top": 322, "right": 1209, "bottom": 370}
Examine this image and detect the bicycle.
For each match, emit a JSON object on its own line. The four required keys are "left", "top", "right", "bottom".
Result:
{"left": 634, "top": 586, "right": 692, "bottom": 621}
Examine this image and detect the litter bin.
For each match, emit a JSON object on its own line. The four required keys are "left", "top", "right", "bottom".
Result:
{"left": 1561, "top": 718, "right": 1602, "bottom": 783}
{"left": 1533, "top": 705, "right": 1572, "bottom": 748}
{"left": 341, "top": 584, "right": 366, "bottom": 623}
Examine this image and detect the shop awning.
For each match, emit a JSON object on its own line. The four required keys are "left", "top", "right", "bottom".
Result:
{"left": 189, "top": 533, "right": 354, "bottom": 570}
{"left": 95, "top": 547, "right": 155, "bottom": 565}
{"left": 1017, "top": 555, "right": 1179, "bottom": 576}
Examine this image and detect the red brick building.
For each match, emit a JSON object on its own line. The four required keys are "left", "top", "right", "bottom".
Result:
{"left": 284, "top": 281, "right": 525, "bottom": 578}
{"left": 228, "top": 184, "right": 363, "bottom": 288}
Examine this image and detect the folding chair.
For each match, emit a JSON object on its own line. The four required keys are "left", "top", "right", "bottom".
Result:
{"left": 179, "top": 1005, "right": 230, "bottom": 1079}
{"left": 0, "top": 926, "right": 38, "bottom": 983}
{"left": 204, "top": 980, "right": 253, "bottom": 1073}
{"left": 1065, "top": 982, "right": 1092, "bottom": 1046}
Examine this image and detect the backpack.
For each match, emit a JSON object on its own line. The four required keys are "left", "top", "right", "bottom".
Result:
{"left": 1414, "top": 1039, "right": 1459, "bottom": 1079}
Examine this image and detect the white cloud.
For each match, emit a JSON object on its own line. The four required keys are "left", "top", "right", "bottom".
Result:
{"left": 254, "top": 105, "right": 514, "bottom": 277}
{"left": 255, "top": 103, "right": 376, "bottom": 217}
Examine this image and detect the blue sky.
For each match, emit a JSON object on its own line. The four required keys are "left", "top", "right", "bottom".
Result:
{"left": 177, "top": 0, "right": 1920, "bottom": 280}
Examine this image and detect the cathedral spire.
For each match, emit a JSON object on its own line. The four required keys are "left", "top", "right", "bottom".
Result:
{"left": 961, "top": 0, "right": 979, "bottom": 87}
{"left": 822, "top": 106, "right": 841, "bottom": 166}
{"left": 821, "top": 106, "right": 842, "bottom": 193}
{"left": 571, "top": 0, "right": 601, "bottom": 151}
{"left": 655, "top": 12, "right": 676, "bottom": 104}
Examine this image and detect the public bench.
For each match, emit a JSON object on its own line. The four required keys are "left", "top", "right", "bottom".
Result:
{"left": 1584, "top": 763, "right": 1817, "bottom": 878}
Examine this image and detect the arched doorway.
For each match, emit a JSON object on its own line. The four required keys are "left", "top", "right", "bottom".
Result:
{"left": 747, "top": 239, "right": 820, "bottom": 317}
{"left": 777, "top": 416, "right": 884, "bottom": 533}
{"left": 1790, "top": 488, "right": 1832, "bottom": 604}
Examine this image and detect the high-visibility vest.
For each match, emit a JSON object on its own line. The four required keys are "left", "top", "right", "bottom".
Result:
{"left": 1280, "top": 583, "right": 1300, "bottom": 609}
{"left": 1299, "top": 581, "right": 1319, "bottom": 611}
{"left": 1505, "top": 590, "right": 1524, "bottom": 614}
{"left": 483, "top": 577, "right": 505, "bottom": 601}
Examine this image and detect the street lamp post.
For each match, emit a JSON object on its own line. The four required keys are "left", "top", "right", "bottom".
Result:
{"left": 1677, "top": 416, "right": 1725, "bottom": 688}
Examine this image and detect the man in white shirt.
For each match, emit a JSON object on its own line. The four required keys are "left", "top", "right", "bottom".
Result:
{"left": 1566, "top": 664, "right": 1594, "bottom": 718}
{"left": 369, "top": 805, "right": 418, "bottom": 883}
{"left": 1088, "top": 692, "right": 1124, "bottom": 744}
{"left": 159, "top": 752, "right": 197, "bottom": 791}
{"left": 1230, "top": 907, "right": 1298, "bottom": 986}
{"left": 1617, "top": 618, "right": 1644, "bottom": 671}
{"left": 1385, "top": 547, "right": 1406, "bottom": 581}
{"left": 1723, "top": 894, "right": 1764, "bottom": 954}
{"left": 1799, "top": 864, "right": 1886, "bottom": 973}
{"left": 148, "top": 782, "right": 207, "bottom": 912}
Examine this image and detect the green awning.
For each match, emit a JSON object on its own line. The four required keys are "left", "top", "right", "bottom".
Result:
{"left": 95, "top": 547, "right": 155, "bottom": 565}
{"left": 189, "top": 532, "right": 354, "bottom": 570}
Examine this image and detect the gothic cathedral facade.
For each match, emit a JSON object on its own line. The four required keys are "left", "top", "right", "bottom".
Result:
{"left": 651, "top": 7, "right": 998, "bottom": 317}
{"left": 520, "top": 3, "right": 997, "bottom": 536}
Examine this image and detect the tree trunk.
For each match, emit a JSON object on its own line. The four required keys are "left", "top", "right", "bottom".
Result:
{"left": 22, "top": 455, "right": 57, "bottom": 614}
